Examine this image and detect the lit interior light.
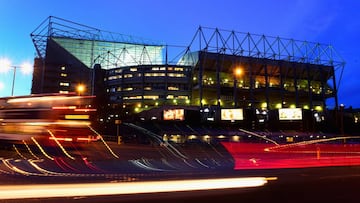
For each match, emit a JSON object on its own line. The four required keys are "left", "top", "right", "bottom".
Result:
{"left": 314, "top": 105, "right": 323, "bottom": 112}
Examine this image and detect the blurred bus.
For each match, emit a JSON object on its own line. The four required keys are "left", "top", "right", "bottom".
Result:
{"left": 0, "top": 93, "right": 100, "bottom": 144}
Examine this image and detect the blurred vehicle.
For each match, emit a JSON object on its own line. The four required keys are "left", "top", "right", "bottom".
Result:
{"left": 0, "top": 93, "right": 100, "bottom": 144}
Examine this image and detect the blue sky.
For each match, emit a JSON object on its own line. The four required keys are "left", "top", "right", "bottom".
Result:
{"left": 0, "top": 0, "right": 359, "bottom": 108}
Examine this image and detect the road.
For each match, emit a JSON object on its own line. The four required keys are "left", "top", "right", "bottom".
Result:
{"left": 0, "top": 137, "right": 360, "bottom": 202}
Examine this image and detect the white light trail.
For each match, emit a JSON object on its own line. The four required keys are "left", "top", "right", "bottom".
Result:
{"left": 0, "top": 177, "right": 274, "bottom": 200}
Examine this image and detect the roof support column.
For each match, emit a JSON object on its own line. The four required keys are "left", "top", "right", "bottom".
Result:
{"left": 293, "top": 64, "right": 299, "bottom": 107}
{"left": 216, "top": 55, "right": 221, "bottom": 108}
{"left": 264, "top": 63, "right": 270, "bottom": 109}
{"left": 199, "top": 53, "right": 203, "bottom": 108}
{"left": 279, "top": 63, "right": 284, "bottom": 108}
{"left": 332, "top": 66, "right": 339, "bottom": 110}
{"left": 307, "top": 64, "right": 313, "bottom": 109}
{"left": 249, "top": 63, "right": 254, "bottom": 108}
{"left": 320, "top": 68, "right": 326, "bottom": 108}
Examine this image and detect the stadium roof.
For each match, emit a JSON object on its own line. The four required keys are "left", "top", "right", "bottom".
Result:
{"left": 30, "top": 16, "right": 164, "bottom": 59}
{"left": 187, "top": 26, "right": 345, "bottom": 67}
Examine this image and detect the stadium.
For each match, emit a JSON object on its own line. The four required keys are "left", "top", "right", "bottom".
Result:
{"left": 30, "top": 16, "right": 347, "bottom": 142}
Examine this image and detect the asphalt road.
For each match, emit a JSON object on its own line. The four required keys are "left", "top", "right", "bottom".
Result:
{"left": 1, "top": 139, "right": 360, "bottom": 202}
{"left": 2, "top": 166, "right": 360, "bottom": 203}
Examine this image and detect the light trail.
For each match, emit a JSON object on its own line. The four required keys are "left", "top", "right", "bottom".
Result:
{"left": 31, "top": 137, "right": 54, "bottom": 161}
{"left": 27, "top": 159, "right": 66, "bottom": 176}
{"left": 1, "top": 159, "right": 39, "bottom": 176}
{"left": 239, "top": 128, "right": 279, "bottom": 145}
{"left": 22, "top": 140, "right": 40, "bottom": 160}
{"left": 88, "top": 125, "right": 119, "bottom": 158}
{"left": 0, "top": 176, "right": 274, "bottom": 200}
{"left": 264, "top": 136, "right": 360, "bottom": 152}
{"left": 47, "top": 130, "right": 75, "bottom": 160}
{"left": 13, "top": 144, "right": 27, "bottom": 159}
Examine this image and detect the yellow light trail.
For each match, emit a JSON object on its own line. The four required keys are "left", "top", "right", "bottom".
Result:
{"left": 31, "top": 137, "right": 54, "bottom": 161}
{"left": 22, "top": 140, "right": 40, "bottom": 160}
{"left": 47, "top": 130, "right": 75, "bottom": 160}
{"left": 0, "top": 177, "right": 274, "bottom": 200}
{"left": 13, "top": 144, "right": 27, "bottom": 159}
{"left": 88, "top": 125, "right": 119, "bottom": 158}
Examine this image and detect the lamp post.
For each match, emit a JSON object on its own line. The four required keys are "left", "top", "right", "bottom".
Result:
{"left": 11, "top": 66, "right": 17, "bottom": 96}
{"left": 233, "top": 67, "right": 243, "bottom": 107}
{"left": 0, "top": 58, "right": 32, "bottom": 96}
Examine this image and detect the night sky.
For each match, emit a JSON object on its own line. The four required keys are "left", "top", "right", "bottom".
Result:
{"left": 0, "top": 0, "right": 359, "bottom": 108}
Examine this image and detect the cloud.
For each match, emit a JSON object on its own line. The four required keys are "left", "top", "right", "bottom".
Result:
{"left": 285, "top": 0, "right": 340, "bottom": 41}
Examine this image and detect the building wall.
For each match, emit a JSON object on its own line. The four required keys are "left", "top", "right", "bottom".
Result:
{"left": 192, "top": 52, "right": 335, "bottom": 111}
{"left": 105, "top": 65, "right": 192, "bottom": 110}
{"left": 32, "top": 38, "right": 92, "bottom": 95}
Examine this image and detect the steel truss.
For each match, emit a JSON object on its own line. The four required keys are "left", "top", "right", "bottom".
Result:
{"left": 30, "top": 16, "right": 163, "bottom": 60}
{"left": 187, "top": 26, "right": 345, "bottom": 109}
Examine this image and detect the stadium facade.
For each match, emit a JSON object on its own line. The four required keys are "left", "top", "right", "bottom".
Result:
{"left": 30, "top": 16, "right": 346, "bottom": 137}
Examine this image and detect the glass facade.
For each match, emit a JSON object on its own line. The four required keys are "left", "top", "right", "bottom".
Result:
{"left": 52, "top": 37, "right": 164, "bottom": 69}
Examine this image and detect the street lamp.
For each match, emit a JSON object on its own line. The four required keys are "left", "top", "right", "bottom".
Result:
{"left": 0, "top": 58, "right": 33, "bottom": 96}
{"left": 76, "top": 84, "right": 86, "bottom": 96}
{"left": 233, "top": 67, "right": 243, "bottom": 107}
{"left": 234, "top": 67, "right": 243, "bottom": 77}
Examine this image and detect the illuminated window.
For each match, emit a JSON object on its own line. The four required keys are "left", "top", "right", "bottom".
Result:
{"left": 144, "top": 87, "right": 152, "bottom": 90}
{"left": 145, "top": 73, "right": 166, "bottom": 77}
{"left": 174, "top": 67, "right": 184, "bottom": 71}
{"left": 60, "top": 73, "right": 67, "bottom": 77}
{"left": 123, "top": 96, "right": 142, "bottom": 100}
{"left": 130, "top": 68, "right": 138, "bottom": 72}
{"left": 167, "top": 95, "right": 174, "bottom": 99}
{"left": 177, "top": 96, "right": 189, "bottom": 99}
{"left": 144, "top": 95, "right": 159, "bottom": 100}
{"left": 152, "top": 67, "right": 160, "bottom": 71}
{"left": 168, "top": 86, "right": 179, "bottom": 90}
{"left": 59, "top": 90, "right": 69, "bottom": 94}
{"left": 108, "top": 75, "right": 121, "bottom": 80}
{"left": 168, "top": 73, "right": 185, "bottom": 77}
{"left": 123, "top": 87, "right": 134, "bottom": 91}
{"left": 60, "top": 82, "right": 70, "bottom": 86}
{"left": 60, "top": 66, "right": 66, "bottom": 71}
{"left": 124, "top": 74, "right": 133, "bottom": 78}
